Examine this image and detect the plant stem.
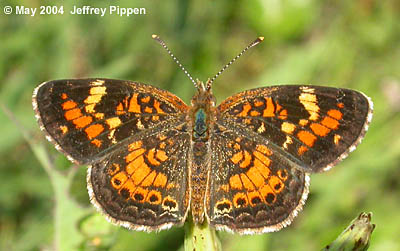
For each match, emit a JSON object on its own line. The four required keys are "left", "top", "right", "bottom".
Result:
{"left": 184, "top": 217, "right": 221, "bottom": 251}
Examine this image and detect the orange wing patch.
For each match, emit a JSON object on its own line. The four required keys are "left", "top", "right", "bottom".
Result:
{"left": 269, "top": 175, "right": 284, "bottom": 193}
{"left": 252, "top": 158, "right": 271, "bottom": 179}
{"left": 230, "top": 151, "right": 243, "bottom": 164}
{"left": 141, "top": 171, "right": 157, "bottom": 187}
{"left": 239, "top": 150, "right": 252, "bottom": 168}
{"left": 141, "top": 96, "right": 151, "bottom": 103}
{"left": 240, "top": 173, "right": 255, "bottom": 190}
{"left": 248, "top": 191, "right": 263, "bottom": 206}
{"left": 327, "top": 109, "right": 343, "bottom": 120}
{"left": 229, "top": 174, "right": 242, "bottom": 190}
{"left": 310, "top": 122, "right": 330, "bottom": 137}
{"left": 111, "top": 171, "right": 129, "bottom": 189}
{"left": 91, "top": 139, "right": 102, "bottom": 147}
{"left": 116, "top": 102, "right": 126, "bottom": 115}
{"left": 72, "top": 116, "right": 93, "bottom": 128}
{"left": 224, "top": 143, "right": 284, "bottom": 209}
{"left": 298, "top": 145, "right": 308, "bottom": 155}
{"left": 128, "top": 93, "right": 141, "bottom": 113}
{"left": 263, "top": 97, "right": 275, "bottom": 117}
{"left": 321, "top": 116, "right": 339, "bottom": 129}
{"left": 256, "top": 144, "right": 272, "bottom": 156}
{"left": 246, "top": 166, "right": 265, "bottom": 188}
{"left": 146, "top": 190, "right": 162, "bottom": 204}
{"left": 109, "top": 142, "right": 173, "bottom": 205}
{"left": 259, "top": 184, "right": 276, "bottom": 205}
{"left": 153, "top": 173, "right": 168, "bottom": 187}
{"left": 254, "top": 99, "right": 264, "bottom": 107}
{"left": 62, "top": 100, "right": 77, "bottom": 110}
{"left": 130, "top": 163, "right": 152, "bottom": 185}
{"left": 144, "top": 106, "right": 153, "bottom": 113}
{"left": 253, "top": 153, "right": 271, "bottom": 173}
{"left": 85, "top": 124, "right": 104, "bottom": 139}
{"left": 128, "top": 140, "right": 143, "bottom": 151}
{"left": 233, "top": 193, "right": 248, "bottom": 208}
{"left": 133, "top": 187, "right": 148, "bottom": 202}
{"left": 156, "top": 150, "right": 168, "bottom": 162}
{"left": 278, "top": 109, "right": 288, "bottom": 120}
{"left": 147, "top": 148, "right": 161, "bottom": 166}
{"left": 126, "top": 155, "right": 145, "bottom": 174}
{"left": 64, "top": 108, "right": 82, "bottom": 121}
{"left": 237, "top": 103, "right": 251, "bottom": 117}
{"left": 153, "top": 99, "right": 166, "bottom": 114}
{"left": 297, "top": 130, "right": 317, "bottom": 147}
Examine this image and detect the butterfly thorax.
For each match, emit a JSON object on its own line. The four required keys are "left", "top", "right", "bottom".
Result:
{"left": 190, "top": 81, "right": 216, "bottom": 140}
{"left": 189, "top": 80, "right": 216, "bottom": 224}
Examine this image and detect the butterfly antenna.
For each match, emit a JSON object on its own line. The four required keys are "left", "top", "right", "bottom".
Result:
{"left": 152, "top": 34, "right": 199, "bottom": 89}
{"left": 207, "top": 36, "right": 264, "bottom": 90}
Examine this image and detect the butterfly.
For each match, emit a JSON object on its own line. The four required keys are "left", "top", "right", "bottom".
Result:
{"left": 32, "top": 35, "right": 373, "bottom": 234}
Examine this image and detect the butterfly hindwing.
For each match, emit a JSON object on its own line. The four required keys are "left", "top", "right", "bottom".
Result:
{"left": 88, "top": 123, "right": 191, "bottom": 231}
{"left": 207, "top": 129, "right": 309, "bottom": 234}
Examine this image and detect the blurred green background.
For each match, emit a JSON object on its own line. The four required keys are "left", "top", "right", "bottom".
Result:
{"left": 1, "top": 0, "right": 399, "bottom": 250}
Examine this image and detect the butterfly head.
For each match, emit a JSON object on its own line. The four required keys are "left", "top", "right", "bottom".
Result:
{"left": 191, "top": 79, "right": 216, "bottom": 108}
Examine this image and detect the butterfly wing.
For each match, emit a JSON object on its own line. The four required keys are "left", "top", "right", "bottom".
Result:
{"left": 208, "top": 129, "right": 309, "bottom": 234}
{"left": 33, "top": 78, "right": 191, "bottom": 231}
{"left": 33, "top": 78, "right": 188, "bottom": 165}
{"left": 206, "top": 85, "right": 372, "bottom": 234}
{"left": 88, "top": 123, "right": 191, "bottom": 231}
{"left": 216, "top": 85, "right": 372, "bottom": 173}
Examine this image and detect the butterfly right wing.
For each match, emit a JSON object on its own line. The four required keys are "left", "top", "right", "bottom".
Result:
{"left": 206, "top": 85, "right": 372, "bottom": 234}
{"left": 88, "top": 122, "right": 191, "bottom": 231}
{"left": 34, "top": 78, "right": 192, "bottom": 231}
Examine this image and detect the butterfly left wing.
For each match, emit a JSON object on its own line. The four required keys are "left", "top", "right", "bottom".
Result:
{"left": 215, "top": 85, "right": 373, "bottom": 173}
{"left": 207, "top": 129, "right": 309, "bottom": 234}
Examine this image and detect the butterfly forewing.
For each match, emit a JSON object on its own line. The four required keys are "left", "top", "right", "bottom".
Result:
{"left": 216, "top": 85, "right": 373, "bottom": 173}
{"left": 33, "top": 79, "right": 188, "bottom": 165}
